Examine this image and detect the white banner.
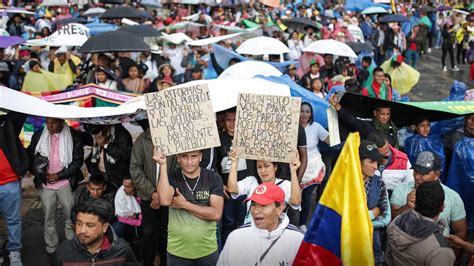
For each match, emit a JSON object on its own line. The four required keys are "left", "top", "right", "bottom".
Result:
{"left": 26, "top": 23, "right": 89, "bottom": 47}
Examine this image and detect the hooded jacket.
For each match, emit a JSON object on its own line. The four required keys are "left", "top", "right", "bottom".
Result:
{"left": 55, "top": 227, "right": 137, "bottom": 266}
{"left": 217, "top": 214, "right": 304, "bottom": 265}
{"left": 385, "top": 210, "right": 455, "bottom": 266}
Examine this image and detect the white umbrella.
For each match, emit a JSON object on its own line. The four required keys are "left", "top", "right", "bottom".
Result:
{"left": 348, "top": 25, "right": 364, "bottom": 43}
{"left": 218, "top": 61, "right": 283, "bottom": 79}
{"left": 361, "top": 6, "right": 388, "bottom": 15}
{"left": 236, "top": 36, "right": 290, "bottom": 55}
{"left": 83, "top": 7, "right": 106, "bottom": 17}
{"left": 303, "top": 39, "right": 357, "bottom": 58}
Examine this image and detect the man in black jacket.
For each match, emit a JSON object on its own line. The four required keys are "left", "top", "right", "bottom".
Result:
{"left": 0, "top": 111, "right": 29, "bottom": 265}
{"left": 27, "top": 117, "right": 84, "bottom": 259}
{"left": 56, "top": 199, "right": 137, "bottom": 265}
{"left": 84, "top": 123, "right": 132, "bottom": 189}
{"left": 329, "top": 95, "right": 400, "bottom": 149}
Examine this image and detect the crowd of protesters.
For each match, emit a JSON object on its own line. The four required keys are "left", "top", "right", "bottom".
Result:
{"left": 0, "top": 0, "right": 474, "bottom": 266}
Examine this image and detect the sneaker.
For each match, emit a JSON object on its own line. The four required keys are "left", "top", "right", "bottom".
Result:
{"left": 9, "top": 251, "right": 22, "bottom": 266}
{"left": 299, "top": 225, "right": 308, "bottom": 233}
{"left": 452, "top": 66, "right": 460, "bottom": 72}
{"left": 428, "top": 48, "right": 432, "bottom": 53}
{"left": 442, "top": 66, "right": 448, "bottom": 72}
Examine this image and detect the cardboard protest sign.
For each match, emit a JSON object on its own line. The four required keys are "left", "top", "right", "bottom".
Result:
{"left": 144, "top": 84, "right": 221, "bottom": 155}
{"left": 233, "top": 93, "right": 301, "bottom": 163}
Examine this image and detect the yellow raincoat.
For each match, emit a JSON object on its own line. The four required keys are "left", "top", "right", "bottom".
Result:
{"left": 381, "top": 57, "right": 420, "bottom": 95}
{"left": 21, "top": 70, "right": 71, "bottom": 93}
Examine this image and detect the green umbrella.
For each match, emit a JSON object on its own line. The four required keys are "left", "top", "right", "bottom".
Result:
{"left": 418, "top": 16, "right": 432, "bottom": 28}
{"left": 242, "top": 19, "right": 259, "bottom": 28}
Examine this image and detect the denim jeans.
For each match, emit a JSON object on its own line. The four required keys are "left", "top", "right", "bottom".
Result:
{"left": 405, "top": 49, "right": 419, "bottom": 68}
{"left": 0, "top": 180, "right": 22, "bottom": 252}
{"left": 221, "top": 196, "right": 246, "bottom": 245}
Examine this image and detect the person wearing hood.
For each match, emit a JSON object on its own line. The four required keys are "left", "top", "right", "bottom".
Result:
{"left": 94, "top": 65, "right": 119, "bottom": 91}
{"left": 385, "top": 181, "right": 455, "bottom": 266}
{"left": 48, "top": 46, "right": 82, "bottom": 85}
{"left": 217, "top": 182, "right": 304, "bottom": 265}
{"left": 55, "top": 199, "right": 137, "bottom": 265}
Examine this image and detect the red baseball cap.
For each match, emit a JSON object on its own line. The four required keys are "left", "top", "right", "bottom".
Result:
{"left": 244, "top": 182, "right": 285, "bottom": 205}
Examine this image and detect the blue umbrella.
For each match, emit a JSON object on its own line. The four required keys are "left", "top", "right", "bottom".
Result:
{"left": 85, "top": 22, "right": 117, "bottom": 36}
{"left": 379, "top": 14, "right": 410, "bottom": 23}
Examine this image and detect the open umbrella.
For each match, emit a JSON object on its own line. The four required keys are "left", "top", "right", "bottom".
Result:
{"left": 3, "top": 7, "right": 35, "bottom": 16}
{"left": 53, "top": 17, "right": 86, "bottom": 25}
{"left": 0, "top": 36, "right": 24, "bottom": 48}
{"left": 283, "top": 17, "right": 321, "bottom": 33}
{"left": 118, "top": 25, "right": 161, "bottom": 37}
{"left": 437, "top": 5, "right": 452, "bottom": 11}
{"left": 303, "top": 39, "right": 357, "bottom": 58}
{"left": 236, "top": 36, "right": 290, "bottom": 55}
{"left": 361, "top": 6, "right": 388, "bottom": 15}
{"left": 100, "top": 6, "right": 142, "bottom": 19}
{"left": 218, "top": 61, "right": 282, "bottom": 79}
{"left": 339, "top": 92, "right": 462, "bottom": 127}
{"left": 418, "top": 6, "right": 437, "bottom": 13}
{"left": 346, "top": 41, "right": 375, "bottom": 53}
{"left": 379, "top": 14, "right": 410, "bottom": 23}
{"left": 82, "top": 7, "right": 106, "bottom": 17}
{"left": 85, "top": 22, "right": 117, "bottom": 36}
{"left": 79, "top": 31, "right": 150, "bottom": 53}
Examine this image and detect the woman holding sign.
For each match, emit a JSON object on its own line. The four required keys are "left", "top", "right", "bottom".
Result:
{"left": 226, "top": 150, "right": 301, "bottom": 226}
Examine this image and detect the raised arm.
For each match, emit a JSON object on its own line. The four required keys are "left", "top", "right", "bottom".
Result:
{"left": 154, "top": 149, "right": 174, "bottom": 206}
{"left": 289, "top": 158, "right": 302, "bottom": 206}
{"left": 226, "top": 149, "right": 239, "bottom": 194}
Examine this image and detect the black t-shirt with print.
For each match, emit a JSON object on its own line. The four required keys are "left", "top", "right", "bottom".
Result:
{"left": 168, "top": 167, "right": 224, "bottom": 206}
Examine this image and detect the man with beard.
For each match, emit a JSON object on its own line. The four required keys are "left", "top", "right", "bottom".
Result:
{"left": 55, "top": 199, "right": 137, "bottom": 265}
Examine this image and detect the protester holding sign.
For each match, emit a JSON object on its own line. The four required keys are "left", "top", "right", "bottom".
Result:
{"left": 155, "top": 149, "right": 224, "bottom": 265}
{"left": 226, "top": 149, "right": 301, "bottom": 226}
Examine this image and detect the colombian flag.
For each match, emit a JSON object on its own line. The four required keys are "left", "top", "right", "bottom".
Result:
{"left": 294, "top": 133, "right": 374, "bottom": 266}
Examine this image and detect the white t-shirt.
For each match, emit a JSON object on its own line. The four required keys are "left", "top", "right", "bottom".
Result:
{"left": 232, "top": 176, "right": 300, "bottom": 224}
{"left": 304, "top": 122, "right": 329, "bottom": 159}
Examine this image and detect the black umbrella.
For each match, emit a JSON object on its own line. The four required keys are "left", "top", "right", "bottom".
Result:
{"left": 346, "top": 42, "right": 375, "bottom": 53}
{"left": 339, "top": 92, "right": 461, "bottom": 127}
{"left": 53, "top": 17, "right": 87, "bottom": 25}
{"left": 379, "top": 14, "right": 410, "bottom": 23}
{"left": 118, "top": 25, "right": 161, "bottom": 37}
{"left": 100, "top": 6, "right": 142, "bottom": 19}
{"left": 283, "top": 18, "right": 321, "bottom": 33}
{"left": 418, "top": 6, "right": 437, "bottom": 13}
{"left": 79, "top": 31, "right": 150, "bottom": 53}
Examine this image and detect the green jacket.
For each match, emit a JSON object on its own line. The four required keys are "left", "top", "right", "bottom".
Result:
{"left": 130, "top": 128, "right": 173, "bottom": 200}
